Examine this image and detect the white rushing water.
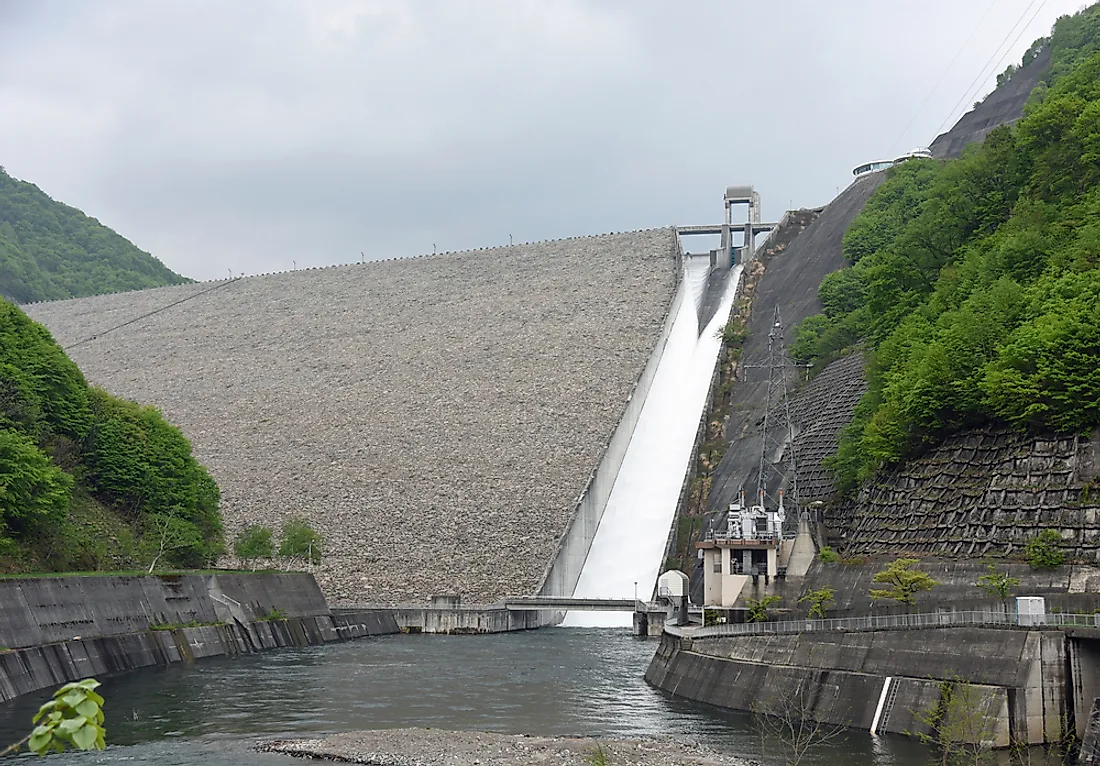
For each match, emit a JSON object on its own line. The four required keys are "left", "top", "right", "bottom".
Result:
{"left": 563, "top": 258, "right": 744, "bottom": 627}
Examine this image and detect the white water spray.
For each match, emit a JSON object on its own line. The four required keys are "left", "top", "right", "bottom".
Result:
{"left": 563, "top": 258, "right": 744, "bottom": 627}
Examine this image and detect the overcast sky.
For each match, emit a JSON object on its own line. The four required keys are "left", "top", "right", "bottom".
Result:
{"left": 0, "top": 0, "right": 1090, "bottom": 280}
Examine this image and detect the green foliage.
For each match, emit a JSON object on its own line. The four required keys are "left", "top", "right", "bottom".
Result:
{"left": 0, "top": 301, "right": 223, "bottom": 573}
{"left": 233, "top": 524, "right": 275, "bottom": 568}
{"left": 718, "top": 317, "right": 748, "bottom": 349}
{"left": 585, "top": 743, "right": 610, "bottom": 766}
{"left": 786, "top": 26, "right": 1100, "bottom": 491}
{"left": 0, "top": 167, "right": 189, "bottom": 303}
{"left": 869, "top": 558, "right": 938, "bottom": 605}
{"left": 912, "top": 677, "right": 996, "bottom": 765}
{"left": 0, "top": 430, "right": 72, "bottom": 542}
{"left": 798, "top": 587, "right": 836, "bottom": 619}
{"left": 278, "top": 517, "right": 323, "bottom": 565}
{"left": 746, "top": 595, "right": 781, "bottom": 623}
{"left": 17, "top": 678, "right": 106, "bottom": 756}
{"left": 260, "top": 607, "right": 287, "bottom": 622}
{"left": 703, "top": 608, "right": 721, "bottom": 627}
{"left": 1024, "top": 529, "right": 1066, "bottom": 570}
{"left": 976, "top": 564, "right": 1020, "bottom": 606}
{"left": 84, "top": 389, "right": 223, "bottom": 568}
{"left": 817, "top": 546, "right": 840, "bottom": 564}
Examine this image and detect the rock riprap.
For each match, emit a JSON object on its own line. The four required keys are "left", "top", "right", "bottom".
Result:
{"left": 26, "top": 230, "right": 678, "bottom": 604}
{"left": 258, "top": 729, "right": 753, "bottom": 765}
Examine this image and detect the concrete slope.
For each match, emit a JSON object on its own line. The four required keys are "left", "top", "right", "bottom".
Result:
{"left": 26, "top": 230, "right": 679, "bottom": 605}
{"left": 839, "top": 424, "right": 1100, "bottom": 563}
{"left": 930, "top": 46, "right": 1051, "bottom": 159}
{"left": 707, "top": 176, "right": 886, "bottom": 512}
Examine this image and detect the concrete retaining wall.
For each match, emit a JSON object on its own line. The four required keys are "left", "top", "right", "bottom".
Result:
{"left": 537, "top": 257, "right": 686, "bottom": 606}
{"left": 386, "top": 606, "right": 545, "bottom": 634}
{"left": 0, "top": 573, "right": 401, "bottom": 703}
{"left": 645, "top": 627, "right": 1070, "bottom": 746}
{"left": 0, "top": 572, "right": 329, "bottom": 649}
{"left": 0, "top": 612, "right": 399, "bottom": 703}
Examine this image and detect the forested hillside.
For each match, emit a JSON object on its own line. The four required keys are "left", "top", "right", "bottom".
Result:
{"left": 0, "top": 300, "right": 223, "bottom": 571}
{"left": 792, "top": 4, "right": 1100, "bottom": 493}
{"left": 0, "top": 167, "right": 190, "bottom": 304}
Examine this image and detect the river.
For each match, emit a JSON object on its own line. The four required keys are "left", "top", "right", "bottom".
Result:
{"left": 0, "top": 629, "right": 935, "bottom": 765}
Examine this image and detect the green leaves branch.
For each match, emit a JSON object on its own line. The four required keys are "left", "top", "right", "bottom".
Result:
{"left": 1, "top": 677, "right": 106, "bottom": 757}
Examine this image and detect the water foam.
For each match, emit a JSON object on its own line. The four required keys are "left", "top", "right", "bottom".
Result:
{"left": 562, "top": 258, "right": 744, "bottom": 627}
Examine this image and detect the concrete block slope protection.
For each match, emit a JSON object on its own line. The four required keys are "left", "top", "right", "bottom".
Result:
{"left": 26, "top": 230, "right": 681, "bottom": 606}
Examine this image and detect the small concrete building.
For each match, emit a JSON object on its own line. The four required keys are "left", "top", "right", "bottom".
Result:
{"left": 697, "top": 490, "right": 787, "bottom": 607}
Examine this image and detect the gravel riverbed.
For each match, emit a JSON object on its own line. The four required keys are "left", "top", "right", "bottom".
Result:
{"left": 258, "top": 729, "right": 757, "bottom": 766}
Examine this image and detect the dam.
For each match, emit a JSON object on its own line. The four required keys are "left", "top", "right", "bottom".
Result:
{"left": 24, "top": 227, "right": 701, "bottom": 608}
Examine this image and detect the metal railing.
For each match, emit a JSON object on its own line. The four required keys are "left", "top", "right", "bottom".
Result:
{"left": 667, "top": 609, "right": 1100, "bottom": 638}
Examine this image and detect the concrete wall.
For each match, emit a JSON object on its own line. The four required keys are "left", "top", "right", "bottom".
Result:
{"left": 537, "top": 263, "right": 686, "bottom": 605}
{"left": 0, "top": 611, "right": 399, "bottom": 703}
{"left": 646, "top": 627, "right": 1069, "bottom": 746}
{"left": 386, "top": 606, "right": 545, "bottom": 634}
{"left": 0, "top": 572, "right": 329, "bottom": 650}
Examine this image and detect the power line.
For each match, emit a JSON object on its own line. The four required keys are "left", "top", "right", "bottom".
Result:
{"left": 889, "top": 0, "right": 1001, "bottom": 155}
{"left": 64, "top": 277, "right": 244, "bottom": 351}
{"left": 935, "top": 0, "right": 1049, "bottom": 138}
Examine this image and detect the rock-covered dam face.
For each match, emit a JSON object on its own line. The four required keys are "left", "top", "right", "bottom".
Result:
{"left": 26, "top": 229, "right": 680, "bottom": 604}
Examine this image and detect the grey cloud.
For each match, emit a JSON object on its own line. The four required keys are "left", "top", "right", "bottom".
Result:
{"left": 0, "top": 0, "right": 1086, "bottom": 279}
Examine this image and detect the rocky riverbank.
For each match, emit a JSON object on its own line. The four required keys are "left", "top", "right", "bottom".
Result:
{"left": 259, "top": 729, "right": 756, "bottom": 766}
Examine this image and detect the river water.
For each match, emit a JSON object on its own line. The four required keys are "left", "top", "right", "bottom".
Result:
{"left": 0, "top": 629, "right": 933, "bottom": 765}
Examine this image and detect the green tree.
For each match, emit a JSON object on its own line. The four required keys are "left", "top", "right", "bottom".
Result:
{"left": 0, "top": 166, "right": 189, "bottom": 304}
{"left": 913, "top": 677, "right": 997, "bottom": 766}
{"left": 278, "top": 517, "right": 323, "bottom": 566}
{"left": 798, "top": 588, "right": 836, "bottom": 619}
{"left": 233, "top": 524, "right": 274, "bottom": 570}
{"left": 746, "top": 595, "right": 781, "bottom": 623}
{"left": 817, "top": 546, "right": 840, "bottom": 564}
{"left": 976, "top": 564, "right": 1020, "bottom": 610}
{"left": 0, "top": 429, "right": 72, "bottom": 541}
{"left": 1024, "top": 529, "right": 1066, "bottom": 570}
{"left": 869, "top": 558, "right": 938, "bottom": 606}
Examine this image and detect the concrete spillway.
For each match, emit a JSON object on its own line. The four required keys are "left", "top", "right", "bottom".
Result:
{"left": 563, "top": 258, "right": 743, "bottom": 627}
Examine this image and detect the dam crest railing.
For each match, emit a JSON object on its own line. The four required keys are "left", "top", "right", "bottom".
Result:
{"left": 668, "top": 609, "right": 1100, "bottom": 638}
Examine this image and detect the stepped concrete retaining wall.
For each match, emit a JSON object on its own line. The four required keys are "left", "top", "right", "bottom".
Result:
{"left": 646, "top": 626, "right": 1075, "bottom": 745}
{"left": 27, "top": 229, "right": 679, "bottom": 605}
{"left": 0, "top": 573, "right": 398, "bottom": 703}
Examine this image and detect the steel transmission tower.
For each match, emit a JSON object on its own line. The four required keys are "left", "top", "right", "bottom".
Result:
{"left": 745, "top": 305, "right": 800, "bottom": 528}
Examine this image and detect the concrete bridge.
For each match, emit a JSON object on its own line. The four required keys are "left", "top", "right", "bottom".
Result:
{"left": 676, "top": 223, "right": 779, "bottom": 237}
{"left": 503, "top": 597, "right": 640, "bottom": 611}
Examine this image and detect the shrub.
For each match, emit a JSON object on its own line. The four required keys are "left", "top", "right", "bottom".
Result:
{"left": 278, "top": 517, "right": 323, "bottom": 565}
{"left": 798, "top": 587, "right": 836, "bottom": 619}
{"left": 817, "top": 546, "right": 840, "bottom": 564}
{"left": 869, "top": 558, "right": 938, "bottom": 606}
{"left": 1025, "top": 529, "right": 1066, "bottom": 570}
{"left": 233, "top": 524, "right": 274, "bottom": 570}
{"left": 746, "top": 595, "right": 781, "bottom": 623}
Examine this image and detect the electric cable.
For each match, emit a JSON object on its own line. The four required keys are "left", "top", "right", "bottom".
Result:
{"left": 889, "top": 0, "right": 1001, "bottom": 155}
{"left": 935, "top": 0, "right": 1049, "bottom": 138}
{"left": 63, "top": 277, "right": 244, "bottom": 351}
